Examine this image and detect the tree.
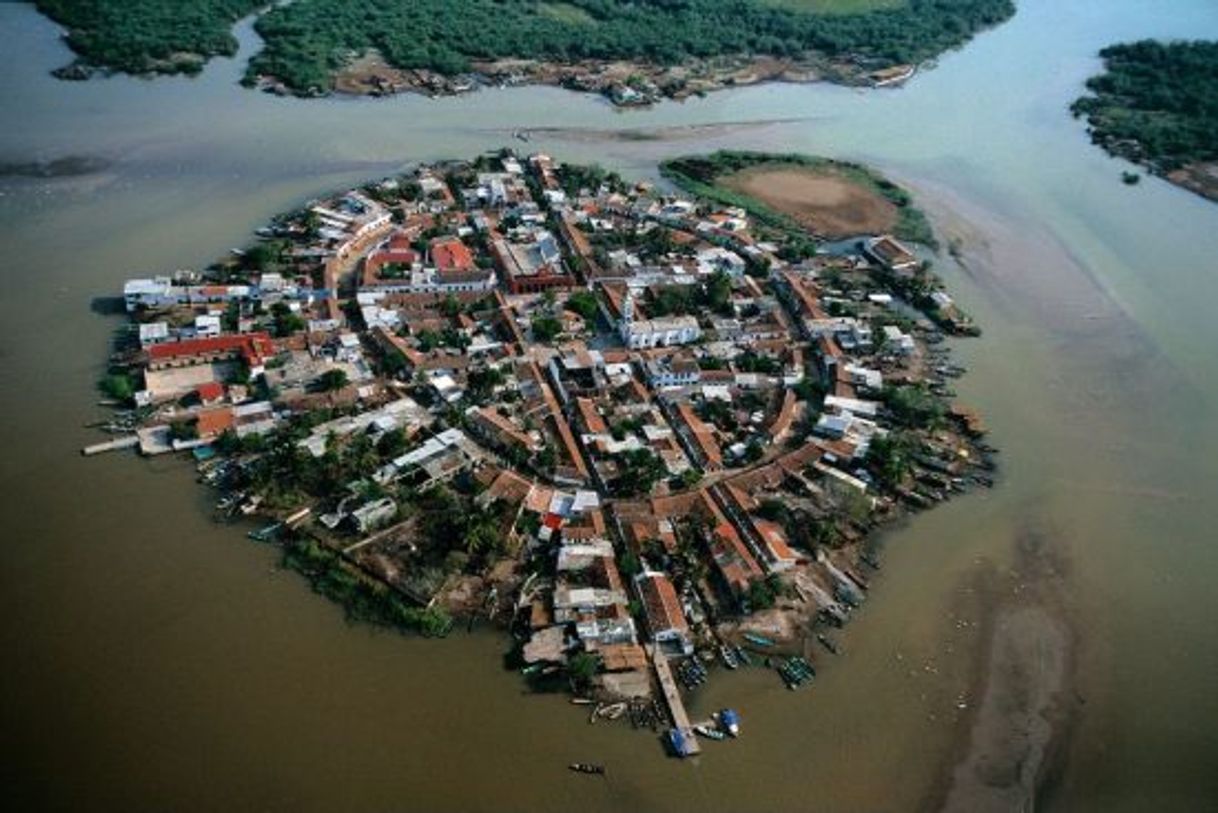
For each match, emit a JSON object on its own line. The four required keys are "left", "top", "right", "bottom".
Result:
{"left": 316, "top": 369, "right": 349, "bottom": 392}
{"left": 98, "top": 372, "right": 135, "bottom": 402}
{"left": 566, "top": 651, "right": 601, "bottom": 690}
{"left": 615, "top": 449, "right": 666, "bottom": 496}
{"left": 531, "top": 315, "right": 562, "bottom": 342}
{"left": 706, "top": 269, "right": 733, "bottom": 315}
{"left": 566, "top": 290, "right": 599, "bottom": 321}
{"left": 866, "top": 431, "right": 915, "bottom": 488}
{"left": 377, "top": 428, "right": 408, "bottom": 458}
{"left": 270, "top": 301, "right": 305, "bottom": 337}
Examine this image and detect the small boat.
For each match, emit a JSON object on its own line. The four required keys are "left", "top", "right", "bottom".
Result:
{"left": 719, "top": 644, "right": 738, "bottom": 669}
{"left": 568, "top": 763, "right": 605, "bottom": 775}
{"left": 570, "top": 696, "right": 595, "bottom": 705}
{"left": 247, "top": 523, "right": 282, "bottom": 542}
{"left": 718, "top": 708, "right": 741, "bottom": 737}
{"left": 817, "top": 634, "right": 839, "bottom": 655}
{"left": 667, "top": 727, "right": 696, "bottom": 757}
{"left": 694, "top": 724, "right": 727, "bottom": 741}
{"left": 599, "top": 702, "right": 627, "bottom": 720}
{"left": 743, "top": 633, "right": 775, "bottom": 647}
{"left": 734, "top": 645, "right": 752, "bottom": 666}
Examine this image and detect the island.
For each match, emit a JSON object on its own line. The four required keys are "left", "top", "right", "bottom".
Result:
{"left": 90, "top": 150, "right": 995, "bottom": 755}
{"left": 38, "top": 0, "right": 1015, "bottom": 102}
{"left": 1072, "top": 39, "right": 1218, "bottom": 203}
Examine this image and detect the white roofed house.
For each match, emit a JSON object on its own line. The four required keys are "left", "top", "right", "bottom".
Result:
{"left": 882, "top": 325, "right": 915, "bottom": 355}
{"left": 194, "top": 314, "right": 222, "bottom": 339}
{"left": 138, "top": 322, "right": 170, "bottom": 347}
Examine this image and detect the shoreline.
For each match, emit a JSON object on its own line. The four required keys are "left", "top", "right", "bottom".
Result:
{"left": 267, "top": 51, "right": 914, "bottom": 106}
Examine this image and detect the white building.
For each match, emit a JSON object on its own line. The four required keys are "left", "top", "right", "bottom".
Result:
{"left": 618, "top": 290, "right": 701, "bottom": 350}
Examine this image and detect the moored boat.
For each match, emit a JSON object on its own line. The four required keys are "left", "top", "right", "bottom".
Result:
{"left": 719, "top": 644, "right": 738, "bottom": 669}
{"left": 694, "top": 724, "right": 727, "bottom": 741}
{"left": 568, "top": 763, "right": 605, "bottom": 775}
{"left": 718, "top": 708, "right": 741, "bottom": 737}
{"left": 743, "top": 633, "right": 775, "bottom": 647}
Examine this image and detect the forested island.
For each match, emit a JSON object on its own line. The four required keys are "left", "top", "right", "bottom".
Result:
{"left": 36, "top": 0, "right": 1014, "bottom": 101}
{"left": 1072, "top": 39, "right": 1218, "bottom": 203}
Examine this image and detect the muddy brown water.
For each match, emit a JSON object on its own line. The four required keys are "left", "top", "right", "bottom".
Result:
{"left": 2, "top": 1, "right": 1218, "bottom": 810}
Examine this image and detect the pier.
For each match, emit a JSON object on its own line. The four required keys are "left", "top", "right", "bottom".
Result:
{"left": 650, "top": 644, "right": 700, "bottom": 756}
{"left": 81, "top": 435, "right": 139, "bottom": 456}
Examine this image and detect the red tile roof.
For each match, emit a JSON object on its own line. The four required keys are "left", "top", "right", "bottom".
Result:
{"left": 637, "top": 572, "right": 688, "bottom": 635}
{"left": 196, "top": 382, "right": 225, "bottom": 402}
{"left": 431, "top": 238, "right": 475, "bottom": 272}
{"left": 195, "top": 407, "right": 234, "bottom": 438}
{"left": 148, "top": 333, "right": 274, "bottom": 366}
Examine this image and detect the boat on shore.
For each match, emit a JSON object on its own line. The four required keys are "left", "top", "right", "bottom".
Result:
{"left": 742, "top": 633, "right": 775, "bottom": 647}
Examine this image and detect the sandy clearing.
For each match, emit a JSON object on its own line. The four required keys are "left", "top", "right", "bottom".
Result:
{"left": 721, "top": 165, "right": 899, "bottom": 238}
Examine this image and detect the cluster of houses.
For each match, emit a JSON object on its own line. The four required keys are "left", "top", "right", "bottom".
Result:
{"left": 107, "top": 150, "right": 989, "bottom": 726}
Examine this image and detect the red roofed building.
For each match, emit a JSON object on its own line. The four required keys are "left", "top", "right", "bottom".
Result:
{"left": 634, "top": 571, "right": 692, "bottom": 655}
{"left": 147, "top": 332, "right": 275, "bottom": 375}
{"left": 195, "top": 406, "right": 235, "bottom": 438}
{"left": 195, "top": 381, "right": 225, "bottom": 406}
{"left": 431, "top": 238, "right": 475, "bottom": 272}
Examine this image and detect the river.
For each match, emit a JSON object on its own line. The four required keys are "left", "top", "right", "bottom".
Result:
{"left": 2, "top": 1, "right": 1217, "bottom": 810}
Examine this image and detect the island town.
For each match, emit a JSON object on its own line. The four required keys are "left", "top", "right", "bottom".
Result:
{"left": 88, "top": 150, "right": 994, "bottom": 759}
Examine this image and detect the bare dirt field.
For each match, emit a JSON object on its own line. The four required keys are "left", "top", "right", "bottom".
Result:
{"left": 721, "top": 164, "right": 899, "bottom": 238}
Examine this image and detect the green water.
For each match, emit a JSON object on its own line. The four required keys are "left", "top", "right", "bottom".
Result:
{"left": 2, "top": 1, "right": 1217, "bottom": 809}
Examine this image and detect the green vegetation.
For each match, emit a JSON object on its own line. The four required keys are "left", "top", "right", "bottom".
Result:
{"left": 565, "top": 290, "right": 600, "bottom": 321}
{"left": 315, "top": 369, "right": 350, "bottom": 392}
{"left": 281, "top": 535, "right": 452, "bottom": 637}
{"left": 758, "top": 0, "right": 904, "bottom": 14}
{"left": 613, "top": 449, "right": 667, "bottom": 496}
{"left": 565, "top": 651, "right": 601, "bottom": 689}
{"left": 36, "top": 0, "right": 261, "bottom": 76}
{"left": 883, "top": 383, "right": 945, "bottom": 430}
{"left": 1071, "top": 40, "right": 1218, "bottom": 175}
{"left": 661, "top": 150, "right": 937, "bottom": 247}
{"left": 98, "top": 371, "right": 136, "bottom": 402}
{"left": 270, "top": 301, "right": 306, "bottom": 337}
{"left": 36, "top": 1, "right": 1015, "bottom": 93}
{"left": 531, "top": 314, "right": 563, "bottom": 342}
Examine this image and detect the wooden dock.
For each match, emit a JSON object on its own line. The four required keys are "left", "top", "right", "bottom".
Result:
{"left": 650, "top": 644, "right": 700, "bottom": 756}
